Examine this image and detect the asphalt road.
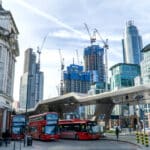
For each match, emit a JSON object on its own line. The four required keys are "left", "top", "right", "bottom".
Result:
{"left": 1, "top": 139, "right": 141, "bottom": 150}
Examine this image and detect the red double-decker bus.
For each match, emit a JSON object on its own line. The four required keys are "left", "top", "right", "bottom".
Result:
{"left": 59, "top": 119, "right": 101, "bottom": 140}
{"left": 29, "top": 112, "right": 59, "bottom": 141}
{"left": 11, "top": 115, "right": 26, "bottom": 140}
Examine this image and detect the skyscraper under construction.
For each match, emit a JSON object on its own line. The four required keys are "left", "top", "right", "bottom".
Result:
{"left": 84, "top": 45, "right": 105, "bottom": 86}
{"left": 63, "top": 64, "right": 90, "bottom": 94}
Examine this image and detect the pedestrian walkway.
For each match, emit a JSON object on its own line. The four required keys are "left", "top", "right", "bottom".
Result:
{"left": 104, "top": 133, "right": 150, "bottom": 150}
{"left": 0, "top": 140, "right": 33, "bottom": 150}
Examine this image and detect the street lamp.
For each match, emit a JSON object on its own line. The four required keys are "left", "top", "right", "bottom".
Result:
{"left": 126, "top": 103, "right": 131, "bottom": 133}
{"left": 134, "top": 95, "right": 145, "bottom": 133}
{"left": 24, "top": 75, "right": 33, "bottom": 146}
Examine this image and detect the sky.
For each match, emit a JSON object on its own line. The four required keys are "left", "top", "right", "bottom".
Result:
{"left": 2, "top": 0, "right": 150, "bottom": 100}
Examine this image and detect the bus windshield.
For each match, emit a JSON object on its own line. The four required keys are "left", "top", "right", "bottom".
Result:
{"left": 86, "top": 122, "right": 100, "bottom": 134}
{"left": 12, "top": 126, "right": 21, "bottom": 134}
{"left": 45, "top": 125, "right": 57, "bottom": 135}
{"left": 46, "top": 114, "right": 58, "bottom": 120}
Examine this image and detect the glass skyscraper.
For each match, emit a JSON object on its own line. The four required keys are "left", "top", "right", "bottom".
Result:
{"left": 19, "top": 48, "right": 44, "bottom": 109}
{"left": 122, "top": 21, "right": 143, "bottom": 64}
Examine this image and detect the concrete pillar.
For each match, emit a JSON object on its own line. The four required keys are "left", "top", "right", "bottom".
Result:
{"left": 2, "top": 109, "right": 7, "bottom": 132}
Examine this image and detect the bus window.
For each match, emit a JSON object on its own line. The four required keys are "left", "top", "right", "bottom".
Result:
{"left": 12, "top": 126, "right": 21, "bottom": 134}
{"left": 42, "top": 126, "right": 45, "bottom": 133}
{"left": 30, "top": 126, "right": 37, "bottom": 133}
{"left": 45, "top": 125, "right": 57, "bottom": 135}
{"left": 73, "top": 124, "right": 80, "bottom": 132}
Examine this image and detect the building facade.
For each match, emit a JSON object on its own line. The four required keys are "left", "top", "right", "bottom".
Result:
{"left": 110, "top": 63, "right": 140, "bottom": 91}
{"left": 63, "top": 64, "right": 90, "bottom": 94}
{"left": 140, "top": 44, "right": 150, "bottom": 127}
{"left": 19, "top": 48, "right": 44, "bottom": 109}
{"left": 110, "top": 63, "right": 141, "bottom": 128}
{"left": 0, "top": 2, "right": 19, "bottom": 136}
{"left": 141, "top": 44, "right": 150, "bottom": 84}
{"left": 122, "top": 20, "right": 143, "bottom": 65}
{"left": 84, "top": 45, "right": 105, "bottom": 84}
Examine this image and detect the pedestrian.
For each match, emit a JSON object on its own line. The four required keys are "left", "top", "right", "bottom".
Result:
{"left": 2, "top": 129, "right": 10, "bottom": 147}
{"left": 115, "top": 126, "right": 120, "bottom": 141}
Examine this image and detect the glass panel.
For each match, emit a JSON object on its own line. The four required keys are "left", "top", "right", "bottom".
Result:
{"left": 86, "top": 122, "right": 99, "bottom": 133}
{"left": 45, "top": 125, "right": 57, "bottom": 135}
{"left": 12, "top": 127, "right": 21, "bottom": 134}
{"left": 46, "top": 114, "right": 58, "bottom": 120}
{"left": 13, "top": 115, "right": 25, "bottom": 122}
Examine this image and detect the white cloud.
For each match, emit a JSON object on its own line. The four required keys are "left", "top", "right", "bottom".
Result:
{"left": 3, "top": 0, "right": 150, "bottom": 101}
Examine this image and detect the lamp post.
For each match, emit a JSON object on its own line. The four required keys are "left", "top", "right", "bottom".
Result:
{"left": 135, "top": 95, "right": 145, "bottom": 133}
{"left": 24, "top": 75, "right": 32, "bottom": 146}
{"left": 126, "top": 103, "right": 131, "bottom": 133}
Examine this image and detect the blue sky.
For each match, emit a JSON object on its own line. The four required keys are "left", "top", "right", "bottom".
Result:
{"left": 3, "top": 0, "right": 150, "bottom": 100}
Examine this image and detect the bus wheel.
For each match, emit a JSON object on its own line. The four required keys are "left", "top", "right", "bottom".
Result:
{"left": 75, "top": 134, "right": 79, "bottom": 140}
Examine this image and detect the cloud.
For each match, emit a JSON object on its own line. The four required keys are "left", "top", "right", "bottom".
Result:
{"left": 15, "top": 0, "right": 87, "bottom": 38}
{"left": 4, "top": 0, "right": 150, "bottom": 101}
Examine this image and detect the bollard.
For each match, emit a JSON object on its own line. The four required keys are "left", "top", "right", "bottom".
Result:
{"left": 20, "top": 138, "right": 22, "bottom": 150}
{"left": 136, "top": 132, "right": 140, "bottom": 143}
{"left": 140, "top": 133, "right": 144, "bottom": 145}
{"left": 144, "top": 133, "right": 149, "bottom": 147}
{"left": 13, "top": 141, "right": 16, "bottom": 150}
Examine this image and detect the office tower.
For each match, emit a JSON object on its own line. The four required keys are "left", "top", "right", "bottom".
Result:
{"left": 122, "top": 20, "right": 143, "bottom": 64}
{"left": 19, "top": 48, "right": 44, "bottom": 109}
{"left": 110, "top": 63, "right": 140, "bottom": 91}
{"left": 63, "top": 64, "right": 90, "bottom": 94}
{"left": 141, "top": 44, "right": 150, "bottom": 127}
{"left": 141, "top": 44, "right": 150, "bottom": 84}
{"left": 110, "top": 63, "right": 141, "bottom": 128}
{"left": 0, "top": 1, "right": 19, "bottom": 135}
{"left": 84, "top": 45, "right": 105, "bottom": 85}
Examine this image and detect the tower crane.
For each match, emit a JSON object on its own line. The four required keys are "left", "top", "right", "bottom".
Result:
{"left": 58, "top": 49, "right": 65, "bottom": 95}
{"left": 37, "top": 33, "right": 49, "bottom": 66}
{"left": 84, "top": 23, "right": 96, "bottom": 45}
{"left": 75, "top": 49, "right": 80, "bottom": 65}
{"left": 94, "top": 28, "right": 109, "bottom": 91}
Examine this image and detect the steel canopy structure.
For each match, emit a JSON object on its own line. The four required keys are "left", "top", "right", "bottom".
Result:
{"left": 22, "top": 84, "right": 150, "bottom": 120}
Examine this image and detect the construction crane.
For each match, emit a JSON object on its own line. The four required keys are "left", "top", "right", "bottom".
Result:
{"left": 58, "top": 49, "right": 65, "bottom": 95}
{"left": 37, "top": 33, "right": 49, "bottom": 66}
{"left": 75, "top": 49, "right": 80, "bottom": 65}
{"left": 84, "top": 23, "right": 96, "bottom": 45}
{"left": 94, "top": 28, "right": 109, "bottom": 91}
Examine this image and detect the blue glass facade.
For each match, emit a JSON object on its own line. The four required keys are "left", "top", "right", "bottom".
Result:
{"left": 110, "top": 63, "right": 140, "bottom": 90}
{"left": 63, "top": 64, "right": 90, "bottom": 93}
{"left": 122, "top": 21, "right": 143, "bottom": 64}
{"left": 20, "top": 48, "right": 44, "bottom": 109}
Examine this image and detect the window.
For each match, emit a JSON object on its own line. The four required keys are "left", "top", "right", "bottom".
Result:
{"left": 30, "top": 126, "right": 37, "bottom": 133}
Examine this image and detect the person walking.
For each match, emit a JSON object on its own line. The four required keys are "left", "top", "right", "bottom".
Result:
{"left": 3, "top": 129, "right": 10, "bottom": 147}
{"left": 115, "top": 126, "right": 120, "bottom": 141}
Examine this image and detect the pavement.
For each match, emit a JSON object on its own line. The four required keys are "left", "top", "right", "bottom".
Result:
{"left": 103, "top": 132, "right": 150, "bottom": 150}
{"left": 0, "top": 133, "right": 149, "bottom": 150}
